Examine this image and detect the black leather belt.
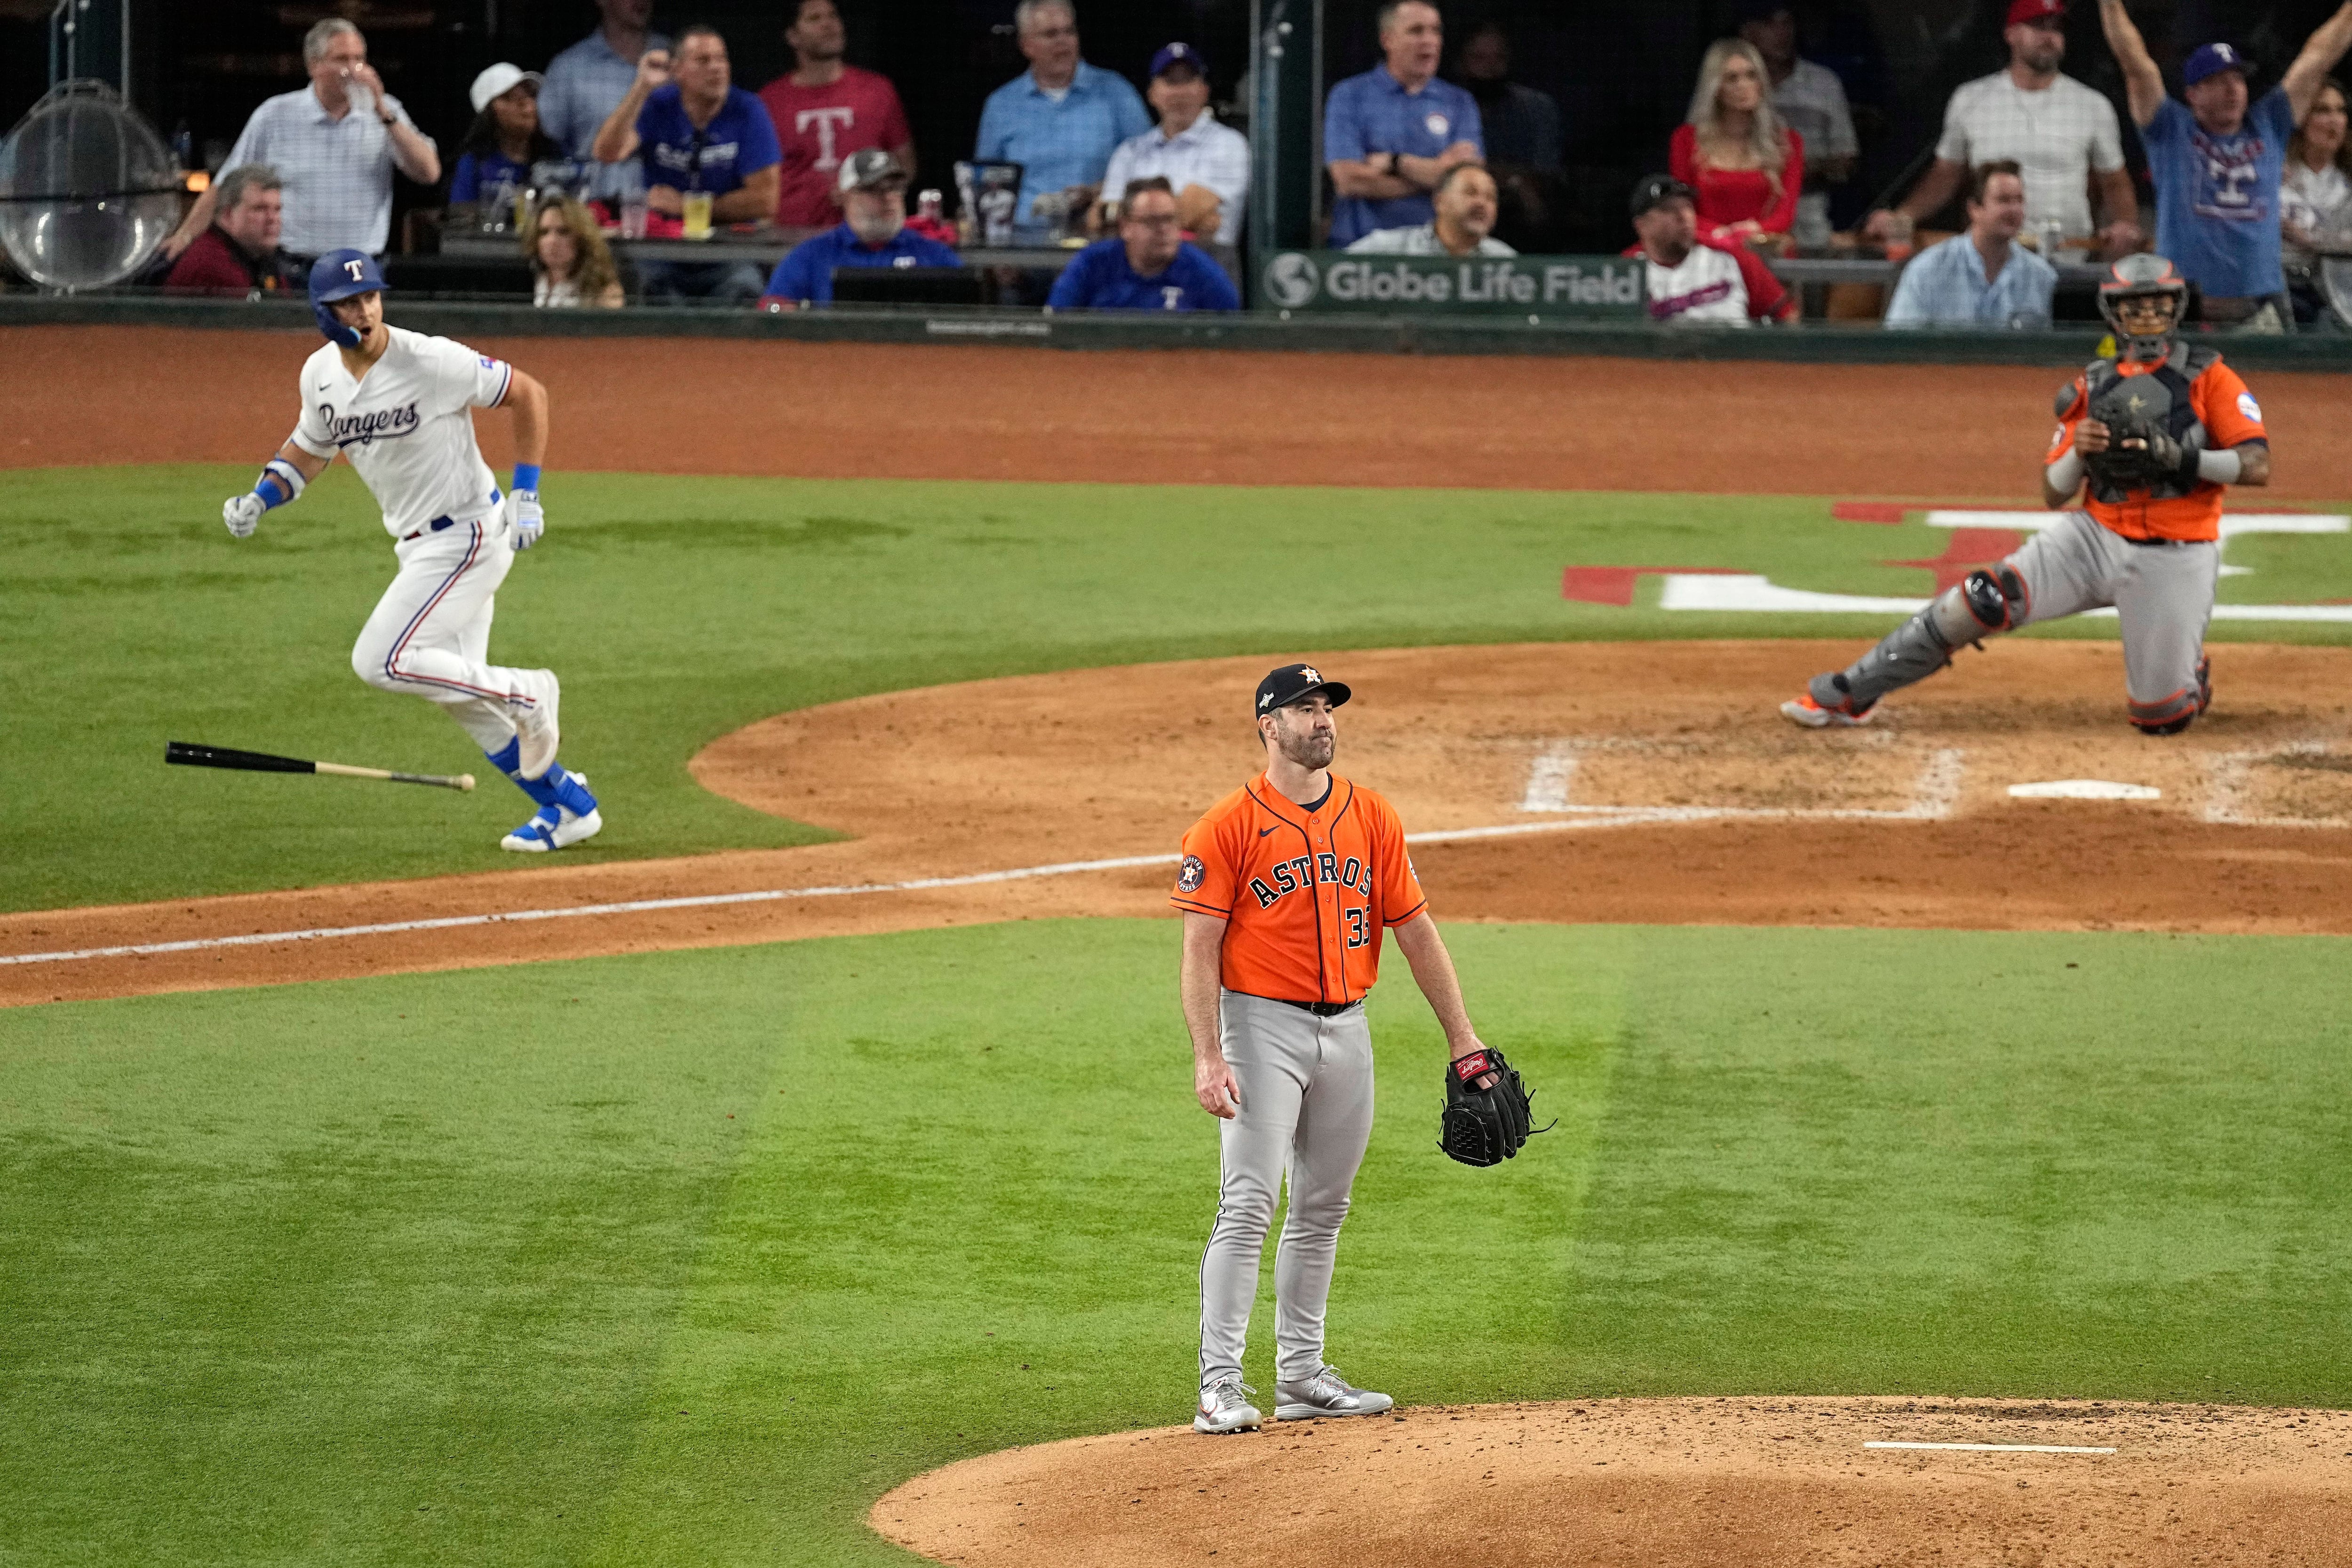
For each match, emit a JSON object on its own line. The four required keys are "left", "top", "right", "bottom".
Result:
{"left": 400, "top": 515, "right": 458, "bottom": 541}
{"left": 1260, "top": 996, "right": 1361, "bottom": 1017}
{"left": 2125, "top": 535, "right": 2196, "bottom": 548}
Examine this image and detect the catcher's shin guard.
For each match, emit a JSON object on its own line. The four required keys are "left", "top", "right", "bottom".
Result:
{"left": 1820, "top": 568, "right": 2022, "bottom": 710}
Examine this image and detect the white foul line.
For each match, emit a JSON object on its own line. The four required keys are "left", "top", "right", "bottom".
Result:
{"left": 1865, "top": 1441, "right": 2115, "bottom": 1455}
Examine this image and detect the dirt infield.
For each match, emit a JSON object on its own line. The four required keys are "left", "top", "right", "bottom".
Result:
{"left": 9, "top": 640, "right": 2352, "bottom": 1007}
{"left": 12, "top": 325, "right": 2352, "bottom": 498}
{"left": 873, "top": 1397, "right": 2352, "bottom": 1568}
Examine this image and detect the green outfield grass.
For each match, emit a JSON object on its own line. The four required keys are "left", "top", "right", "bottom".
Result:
{"left": 3, "top": 919, "right": 2348, "bottom": 1565}
{"left": 8, "top": 467, "right": 2352, "bottom": 913}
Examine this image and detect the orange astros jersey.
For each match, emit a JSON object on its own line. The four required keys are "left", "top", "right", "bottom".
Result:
{"left": 2049, "top": 351, "right": 2266, "bottom": 543}
{"left": 1170, "top": 771, "right": 1427, "bottom": 1006}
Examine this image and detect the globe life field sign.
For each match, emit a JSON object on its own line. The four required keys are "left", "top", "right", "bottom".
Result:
{"left": 1258, "top": 252, "right": 1645, "bottom": 317}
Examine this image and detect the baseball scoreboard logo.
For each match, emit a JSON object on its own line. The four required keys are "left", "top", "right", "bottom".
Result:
{"left": 1259, "top": 252, "right": 1643, "bottom": 317}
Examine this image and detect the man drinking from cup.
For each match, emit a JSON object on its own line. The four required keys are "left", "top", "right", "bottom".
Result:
{"left": 592, "top": 24, "right": 781, "bottom": 301}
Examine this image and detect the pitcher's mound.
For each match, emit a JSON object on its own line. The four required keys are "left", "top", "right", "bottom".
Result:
{"left": 873, "top": 1397, "right": 2352, "bottom": 1568}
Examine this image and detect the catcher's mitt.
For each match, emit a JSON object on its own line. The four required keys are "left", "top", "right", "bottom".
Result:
{"left": 2085, "top": 373, "right": 2194, "bottom": 491}
{"left": 1438, "top": 1047, "right": 1553, "bottom": 1167}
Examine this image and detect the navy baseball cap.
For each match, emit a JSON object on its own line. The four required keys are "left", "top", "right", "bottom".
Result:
{"left": 2184, "top": 42, "right": 2248, "bottom": 85}
{"left": 1255, "top": 663, "right": 1351, "bottom": 715}
{"left": 1149, "top": 41, "right": 1208, "bottom": 80}
{"left": 1630, "top": 173, "right": 1695, "bottom": 217}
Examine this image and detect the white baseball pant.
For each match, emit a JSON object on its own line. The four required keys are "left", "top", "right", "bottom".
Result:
{"left": 348, "top": 517, "right": 554, "bottom": 753}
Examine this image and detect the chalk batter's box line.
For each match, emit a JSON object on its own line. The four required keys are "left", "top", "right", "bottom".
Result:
{"left": 1864, "top": 1441, "right": 2116, "bottom": 1455}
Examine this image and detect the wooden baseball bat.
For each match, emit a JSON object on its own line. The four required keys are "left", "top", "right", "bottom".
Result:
{"left": 166, "top": 741, "right": 476, "bottom": 792}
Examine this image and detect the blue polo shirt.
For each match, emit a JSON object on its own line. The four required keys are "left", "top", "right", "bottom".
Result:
{"left": 449, "top": 149, "right": 532, "bottom": 204}
{"left": 2144, "top": 88, "right": 2296, "bottom": 300}
{"left": 634, "top": 84, "right": 781, "bottom": 196}
{"left": 974, "top": 62, "right": 1152, "bottom": 233}
{"left": 1045, "top": 237, "right": 1240, "bottom": 311}
{"left": 1322, "top": 64, "right": 1484, "bottom": 245}
{"left": 764, "top": 223, "right": 965, "bottom": 305}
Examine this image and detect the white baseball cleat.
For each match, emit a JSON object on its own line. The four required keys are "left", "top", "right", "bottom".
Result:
{"left": 1273, "top": 1365, "right": 1392, "bottom": 1421}
{"left": 1194, "top": 1376, "right": 1262, "bottom": 1434}
{"left": 514, "top": 672, "right": 561, "bottom": 780}
{"left": 501, "top": 773, "right": 601, "bottom": 853}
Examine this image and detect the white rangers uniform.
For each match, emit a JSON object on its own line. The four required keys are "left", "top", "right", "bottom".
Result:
{"left": 292, "top": 325, "right": 555, "bottom": 753}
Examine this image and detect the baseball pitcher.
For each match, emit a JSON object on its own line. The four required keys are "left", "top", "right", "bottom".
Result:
{"left": 1783, "top": 253, "right": 2272, "bottom": 735}
{"left": 1174, "top": 664, "right": 1534, "bottom": 1435}
{"left": 218, "top": 251, "right": 601, "bottom": 851}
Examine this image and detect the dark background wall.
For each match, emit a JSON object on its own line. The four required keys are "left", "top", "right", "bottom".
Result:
{"left": 2, "top": 0, "right": 2345, "bottom": 253}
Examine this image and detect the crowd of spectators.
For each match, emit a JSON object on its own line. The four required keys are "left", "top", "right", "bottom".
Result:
{"left": 149, "top": 0, "right": 2352, "bottom": 330}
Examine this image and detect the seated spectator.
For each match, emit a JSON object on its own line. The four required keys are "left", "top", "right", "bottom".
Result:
{"left": 759, "top": 0, "right": 915, "bottom": 231}
{"left": 1737, "top": 1, "right": 1855, "bottom": 247}
{"left": 1884, "top": 161, "right": 2056, "bottom": 328}
{"left": 975, "top": 1, "right": 1151, "bottom": 239}
{"left": 449, "top": 64, "right": 560, "bottom": 219}
{"left": 164, "top": 164, "right": 295, "bottom": 295}
{"left": 541, "top": 0, "right": 670, "bottom": 204}
{"left": 593, "top": 25, "right": 782, "bottom": 301}
{"left": 1099, "top": 44, "right": 1249, "bottom": 246}
{"left": 1345, "top": 163, "right": 1515, "bottom": 255}
{"left": 1324, "top": 1, "right": 1483, "bottom": 247}
{"left": 2283, "top": 76, "right": 2352, "bottom": 322}
{"left": 161, "top": 19, "right": 439, "bottom": 267}
{"left": 527, "top": 196, "right": 627, "bottom": 307}
{"left": 1045, "top": 177, "right": 1240, "bottom": 311}
{"left": 1672, "top": 39, "right": 1803, "bottom": 252}
{"left": 1456, "top": 21, "right": 1563, "bottom": 249}
{"left": 1622, "top": 173, "right": 1794, "bottom": 325}
{"left": 760, "top": 150, "right": 960, "bottom": 308}
{"left": 2103, "top": 0, "right": 2352, "bottom": 326}
{"left": 1869, "top": 0, "right": 2137, "bottom": 261}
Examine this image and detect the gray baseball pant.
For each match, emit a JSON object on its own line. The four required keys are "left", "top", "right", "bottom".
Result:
{"left": 1825, "top": 510, "right": 2217, "bottom": 725}
{"left": 1199, "top": 990, "right": 1376, "bottom": 1390}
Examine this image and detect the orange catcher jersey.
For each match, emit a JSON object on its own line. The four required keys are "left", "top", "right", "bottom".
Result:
{"left": 2049, "top": 351, "right": 2266, "bottom": 543}
{"left": 1170, "top": 771, "right": 1427, "bottom": 1005}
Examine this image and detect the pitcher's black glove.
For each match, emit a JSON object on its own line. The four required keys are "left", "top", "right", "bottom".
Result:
{"left": 1438, "top": 1046, "right": 1551, "bottom": 1167}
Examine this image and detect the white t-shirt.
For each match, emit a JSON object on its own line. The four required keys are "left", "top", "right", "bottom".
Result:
{"left": 2282, "top": 158, "right": 2352, "bottom": 270}
{"left": 292, "top": 325, "right": 512, "bottom": 539}
{"left": 1640, "top": 244, "right": 1768, "bottom": 325}
{"left": 1935, "top": 71, "right": 2125, "bottom": 237}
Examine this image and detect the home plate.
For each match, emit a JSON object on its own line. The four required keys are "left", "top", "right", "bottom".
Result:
{"left": 2007, "top": 780, "right": 2161, "bottom": 801}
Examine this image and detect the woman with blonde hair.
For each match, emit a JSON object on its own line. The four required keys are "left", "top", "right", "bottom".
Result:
{"left": 524, "top": 196, "right": 625, "bottom": 308}
{"left": 1670, "top": 38, "right": 1804, "bottom": 251}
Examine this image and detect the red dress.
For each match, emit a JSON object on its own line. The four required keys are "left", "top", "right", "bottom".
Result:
{"left": 1669, "top": 122, "right": 1803, "bottom": 245}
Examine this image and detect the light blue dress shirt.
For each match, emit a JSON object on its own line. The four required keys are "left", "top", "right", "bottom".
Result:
{"left": 1883, "top": 232, "right": 2058, "bottom": 329}
{"left": 540, "top": 27, "right": 670, "bottom": 198}
{"left": 974, "top": 62, "right": 1152, "bottom": 235}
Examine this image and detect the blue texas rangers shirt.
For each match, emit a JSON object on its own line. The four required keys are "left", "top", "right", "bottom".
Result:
{"left": 633, "top": 84, "right": 781, "bottom": 196}
{"left": 2143, "top": 87, "right": 2295, "bottom": 299}
{"left": 1044, "top": 237, "right": 1240, "bottom": 311}
{"left": 1322, "top": 64, "right": 1484, "bottom": 245}
{"left": 763, "top": 223, "right": 963, "bottom": 305}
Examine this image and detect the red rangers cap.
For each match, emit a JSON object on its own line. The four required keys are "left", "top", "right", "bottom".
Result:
{"left": 2006, "top": 0, "right": 2065, "bottom": 25}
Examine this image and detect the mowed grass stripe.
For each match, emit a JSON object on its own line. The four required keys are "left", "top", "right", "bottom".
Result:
{"left": 13, "top": 466, "right": 2352, "bottom": 914}
{"left": 3, "top": 921, "right": 2349, "bottom": 1564}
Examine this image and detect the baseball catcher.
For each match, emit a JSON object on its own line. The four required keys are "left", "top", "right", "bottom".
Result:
{"left": 1783, "top": 253, "right": 2272, "bottom": 736}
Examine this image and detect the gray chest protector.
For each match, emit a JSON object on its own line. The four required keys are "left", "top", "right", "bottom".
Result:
{"left": 2073, "top": 343, "right": 2219, "bottom": 505}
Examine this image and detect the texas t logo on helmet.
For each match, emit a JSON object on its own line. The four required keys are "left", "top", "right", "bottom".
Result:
{"left": 307, "top": 248, "right": 389, "bottom": 350}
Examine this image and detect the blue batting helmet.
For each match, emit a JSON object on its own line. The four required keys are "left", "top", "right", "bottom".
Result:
{"left": 308, "top": 249, "right": 389, "bottom": 348}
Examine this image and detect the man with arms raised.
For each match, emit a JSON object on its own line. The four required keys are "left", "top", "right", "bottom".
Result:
{"left": 1624, "top": 173, "right": 1794, "bottom": 325}
{"left": 759, "top": 0, "right": 916, "bottom": 231}
{"left": 2100, "top": 0, "right": 2352, "bottom": 327}
{"left": 1324, "top": 0, "right": 1484, "bottom": 247}
{"left": 1176, "top": 665, "right": 1513, "bottom": 1433}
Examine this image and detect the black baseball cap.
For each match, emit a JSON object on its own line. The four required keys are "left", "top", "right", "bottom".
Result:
{"left": 1630, "top": 173, "right": 1695, "bottom": 217}
{"left": 1255, "top": 663, "right": 1352, "bottom": 716}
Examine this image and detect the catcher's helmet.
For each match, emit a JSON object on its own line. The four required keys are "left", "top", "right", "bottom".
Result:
{"left": 308, "top": 249, "right": 389, "bottom": 349}
{"left": 2098, "top": 253, "right": 2187, "bottom": 360}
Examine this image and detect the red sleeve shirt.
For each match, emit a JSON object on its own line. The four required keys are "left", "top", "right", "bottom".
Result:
{"left": 1171, "top": 773, "right": 1427, "bottom": 1006}
{"left": 758, "top": 66, "right": 915, "bottom": 229}
{"left": 165, "top": 227, "right": 279, "bottom": 295}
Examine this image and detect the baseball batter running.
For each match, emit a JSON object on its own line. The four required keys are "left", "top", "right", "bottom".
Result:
{"left": 1782, "top": 253, "right": 2272, "bottom": 736}
{"left": 1174, "top": 664, "right": 1503, "bottom": 1434}
{"left": 219, "top": 251, "right": 601, "bottom": 851}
